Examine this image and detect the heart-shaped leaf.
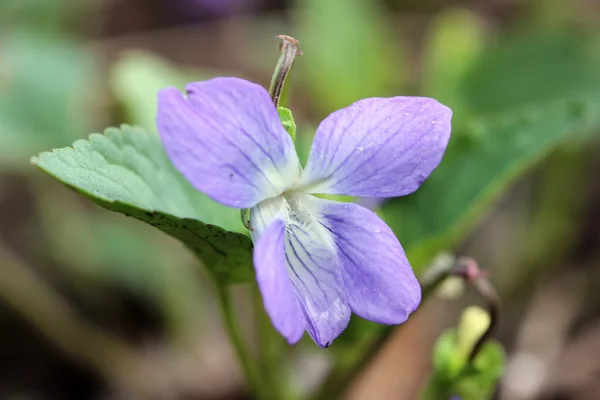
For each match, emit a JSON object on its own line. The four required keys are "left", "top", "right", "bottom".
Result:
{"left": 32, "top": 125, "right": 254, "bottom": 284}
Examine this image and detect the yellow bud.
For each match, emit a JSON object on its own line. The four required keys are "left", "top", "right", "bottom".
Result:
{"left": 457, "top": 306, "right": 490, "bottom": 360}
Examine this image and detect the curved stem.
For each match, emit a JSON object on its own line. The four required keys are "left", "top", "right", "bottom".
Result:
{"left": 445, "top": 257, "right": 501, "bottom": 364}
{"left": 467, "top": 273, "right": 500, "bottom": 363}
{"left": 216, "top": 283, "right": 265, "bottom": 398}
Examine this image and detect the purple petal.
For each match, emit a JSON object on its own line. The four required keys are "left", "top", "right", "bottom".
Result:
{"left": 357, "top": 196, "right": 387, "bottom": 210}
{"left": 298, "top": 97, "right": 451, "bottom": 197}
{"left": 253, "top": 215, "right": 305, "bottom": 344}
{"left": 284, "top": 221, "right": 350, "bottom": 347}
{"left": 314, "top": 198, "right": 421, "bottom": 324}
{"left": 249, "top": 195, "right": 287, "bottom": 241}
{"left": 157, "top": 77, "right": 300, "bottom": 209}
{"left": 251, "top": 193, "right": 351, "bottom": 347}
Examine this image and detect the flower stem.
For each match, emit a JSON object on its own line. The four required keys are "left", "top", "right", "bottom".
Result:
{"left": 215, "top": 283, "right": 265, "bottom": 399}
{"left": 455, "top": 258, "right": 501, "bottom": 363}
{"left": 254, "top": 286, "right": 296, "bottom": 400}
{"left": 269, "top": 35, "right": 301, "bottom": 107}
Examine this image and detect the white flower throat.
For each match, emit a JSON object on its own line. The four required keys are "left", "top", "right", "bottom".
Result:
{"left": 251, "top": 190, "right": 334, "bottom": 247}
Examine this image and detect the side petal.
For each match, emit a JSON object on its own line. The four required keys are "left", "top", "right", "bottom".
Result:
{"left": 298, "top": 97, "right": 451, "bottom": 197}
{"left": 253, "top": 214, "right": 305, "bottom": 344}
{"left": 157, "top": 77, "right": 300, "bottom": 209}
{"left": 313, "top": 197, "right": 421, "bottom": 324}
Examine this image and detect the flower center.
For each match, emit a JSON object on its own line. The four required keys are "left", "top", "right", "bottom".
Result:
{"left": 282, "top": 191, "right": 335, "bottom": 251}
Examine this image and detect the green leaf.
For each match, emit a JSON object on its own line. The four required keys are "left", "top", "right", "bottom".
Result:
{"left": 433, "top": 331, "right": 464, "bottom": 380}
{"left": 455, "top": 340, "right": 505, "bottom": 400}
{"left": 296, "top": 0, "right": 406, "bottom": 114}
{"left": 31, "top": 125, "right": 254, "bottom": 284}
{"left": 463, "top": 31, "right": 600, "bottom": 115}
{"left": 277, "top": 106, "right": 296, "bottom": 141}
{"left": 383, "top": 100, "right": 600, "bottom": 271}
{"left": 424, "top": 329, "right": 505, "bottom": 400}
{"left": 391, "top": 29, "right": 600, "bottom": 270}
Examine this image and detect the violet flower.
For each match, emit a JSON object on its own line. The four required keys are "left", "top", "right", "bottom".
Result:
{"left": 157, "top": 77, "right": 452, "bottom": 347}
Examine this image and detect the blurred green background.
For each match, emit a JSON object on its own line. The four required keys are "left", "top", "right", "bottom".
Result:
{"left": 1, "top": 0, "right": 600, "bottom": 399}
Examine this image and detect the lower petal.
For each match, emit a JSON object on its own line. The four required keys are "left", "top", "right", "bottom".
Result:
{"left": 283, "top": 192, "right": 351, "bottom": 347}
{"left": 253, "top": 217, "right": 305, "bottom": 344}
{"left": 284, "top": 222, "right": 350, "bottom": 347}
{"left": 252, "top": 193, "right": 352, "bottom": 347}
{"left": 314, "top": 198, "right": 421, "bottom": 324}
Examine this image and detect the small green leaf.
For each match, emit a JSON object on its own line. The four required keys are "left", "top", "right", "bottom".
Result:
{"left": 433, "top": 331, "right": 465, "bottom": 380}
{"left": 456, "top": 340, "right": 505, "bottom": 399}
{"left": 31, "top": 125, "right": 254, "bottom": 284}
{"left": 425, "top": 329, "right": 506, "bottom": 400}
{"left": 277, "top": 106, "right": 297, "bottom": 141}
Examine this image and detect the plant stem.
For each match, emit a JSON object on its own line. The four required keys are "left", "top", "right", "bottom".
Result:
{"left": 254, "top": 286, "right": 296, "bottom": 400}
{"left": 466, "top": 269, "right": 500, "bottom": 363}
{"left": 216, "top": 283, "right": 265, "bottom": 399}
{"left": 269, "top": 35, "right": 301, "bottom": 107}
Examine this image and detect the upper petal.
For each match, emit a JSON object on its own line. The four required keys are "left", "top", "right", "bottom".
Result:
{"left": 298, "top": 97, "right": 451, "bottom": 197}
{"left": 157, "top": 77, "right": 300, "bottom": 209}
{"left": 252, "top": 213, "right": 305, "bottom": 344}
{"left": 312, "top": 197, "right": 421, "bottom": 324}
